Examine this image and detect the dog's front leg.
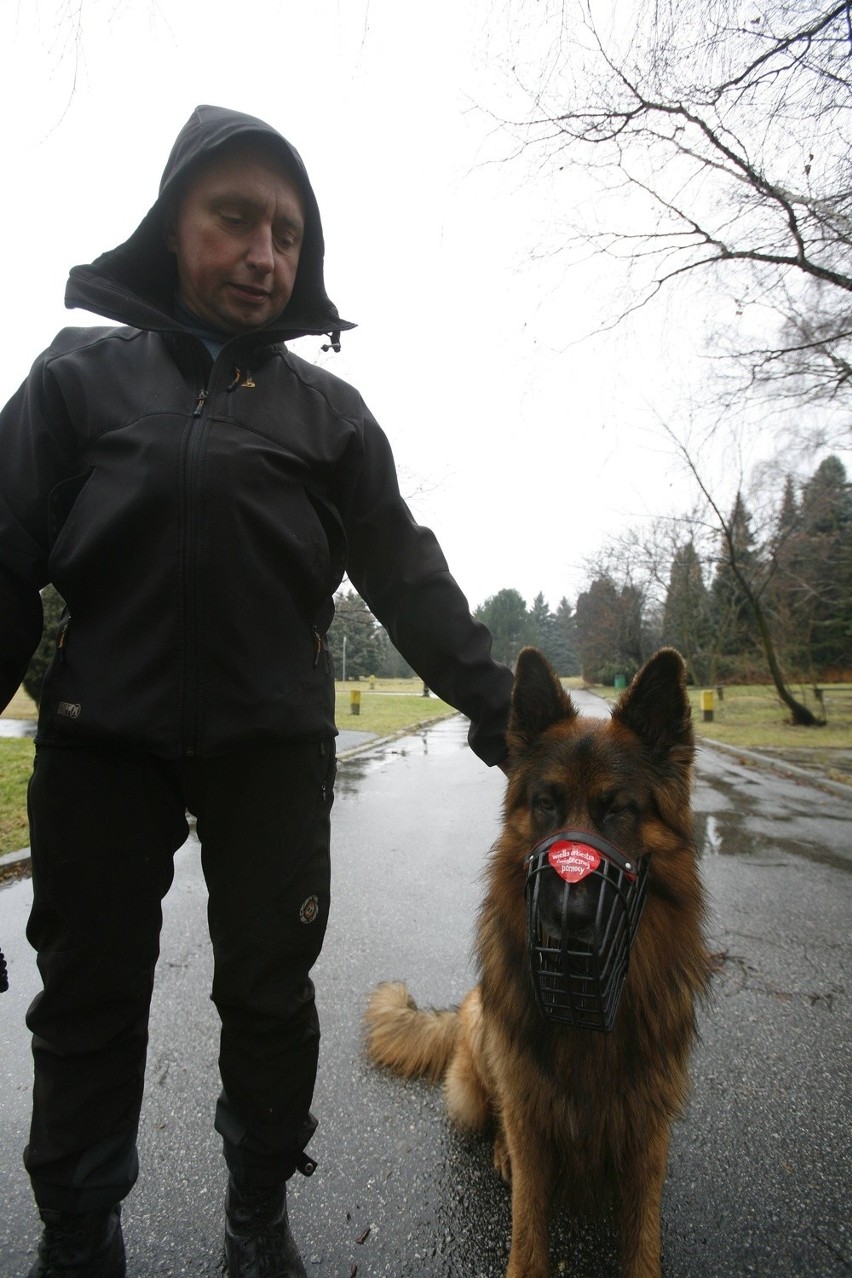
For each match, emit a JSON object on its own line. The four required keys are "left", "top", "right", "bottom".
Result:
{"left": 502, "top": 1115, "right": 554, "bottom": 1278}
{"left": 617, "top": 1122, "right": 669, "bottom": 1278}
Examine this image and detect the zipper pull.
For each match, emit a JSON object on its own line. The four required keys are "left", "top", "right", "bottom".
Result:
{"left": 312, "top": 627, "right": 322, "bottom": 668}
{"left": 319, "top": 740, "right": 332, "bottom": 805}
{"left": 194, "top": 389, "right": 208, "bottom": 417}
{"left": 57, "top": 617, "right": 70, "bottom": 663}
{"left": 226, "top": 369, "right": 255, "bottom": 392}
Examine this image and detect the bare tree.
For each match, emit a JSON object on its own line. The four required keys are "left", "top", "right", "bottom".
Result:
{"left": 662, "top": 428, "right": 822, "bottom": 722}
{"left": 584, "top": 509, "right": 732, "bottom": 686}
{"left": 503, "top": 0, "right": 852, "bottom": 432}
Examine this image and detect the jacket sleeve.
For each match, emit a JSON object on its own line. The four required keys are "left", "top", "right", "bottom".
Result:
{"left": 0, "top": 348, "right": 76, "bottom": 712}
{"left": 341, "top": 407, "right": 514, "bottom": 766}
{"left": 0, "top": 565, "right": 44, "bottom": 712}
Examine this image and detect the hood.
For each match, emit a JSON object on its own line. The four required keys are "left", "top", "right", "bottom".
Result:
{"left": 64, "top": 105, "right": 355, "bottom": 346}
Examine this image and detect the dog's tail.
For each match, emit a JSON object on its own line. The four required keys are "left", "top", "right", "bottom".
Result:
{"left": 365, "top": 981, "right": 460, "bottom": 1083}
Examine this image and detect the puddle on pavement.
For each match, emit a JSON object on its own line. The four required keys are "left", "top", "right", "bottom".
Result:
{"left": 697, "top": 811, "right": 747, "bottom": 858}
{"left": 335, "top": 753, "right": 385, "bottom": 795}
{"left": 693, "top": 810, "right": 851, "bottom": 873}
{"left": 336, "top": 724, "right": 468, "bottom": 796}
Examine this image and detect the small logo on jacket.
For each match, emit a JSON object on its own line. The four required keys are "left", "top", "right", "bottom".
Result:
{"left": 57, "top": 702, "right": 81, "bottom": 720}
{"left": 299, "top": 896, "right": 320, "bottom": 925}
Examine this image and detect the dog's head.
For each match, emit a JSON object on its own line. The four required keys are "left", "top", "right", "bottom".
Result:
{"left": 502, "top": 647, "right": 695, "bottom": 940}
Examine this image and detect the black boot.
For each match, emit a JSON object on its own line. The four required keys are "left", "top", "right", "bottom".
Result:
{"left": 28, "top": 1205, "right": 125, "bottom": 1277}
{"left": 223, "top": 1178, "right": 307, "bottom": 1278}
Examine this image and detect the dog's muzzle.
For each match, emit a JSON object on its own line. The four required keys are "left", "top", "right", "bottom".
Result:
{"left": 525, "top": 829, "right": 649, "bottom": 1032}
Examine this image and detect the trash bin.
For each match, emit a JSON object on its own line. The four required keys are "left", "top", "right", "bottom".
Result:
{"left": 350, "top": 689, "right": 361, "bottom": 716}
{"left": 700, "top": 690, "right": 714, "bottom": 722}
{"left": 614, "top": 674, "right": 626, "bottom": 690}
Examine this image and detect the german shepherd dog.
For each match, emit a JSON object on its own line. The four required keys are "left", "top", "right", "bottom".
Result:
{"left": 365, "top": 647, "right": 709, "bottom": 1278}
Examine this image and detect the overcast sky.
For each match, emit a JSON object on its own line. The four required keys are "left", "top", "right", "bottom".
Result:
{"left": 3, "top": 0, "right": 839, "bottom": 614}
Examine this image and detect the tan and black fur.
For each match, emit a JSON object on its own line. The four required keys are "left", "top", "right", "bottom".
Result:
{"left": 365, "top": 647, "right": 709, "bottom": 1278}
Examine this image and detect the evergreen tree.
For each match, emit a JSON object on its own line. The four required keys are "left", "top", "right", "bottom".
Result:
{"left": 710, "top": 492, "right": 762, "bottom": 676}
{"left": 575, "top": 576, "right": 639, "bottom": 684}
{"left": 617, "top": 584, "right": 644, "bottom": 675}
{"left": 777, "top": 475, "right": 798, "bottom": 539}
{"left": 525, "top": 592, "right": 579, "bottom": 675}
{"left": 528, "top": 592, "right": 551, "bottom": 651}
{"left": 327, "top": 590, "right": 383, "bottom": 680}
{"left": 474, "top": 589, "right": 536, "bottom": 667}
{"left": 373, "top": 628, "right": 414, "bottom": 679}
{"left": 798, "top": 457, "right": 852, "bottom": 672}
{"left": 703, "top": 486, "right": 819, "bottom": 722}
{"left": 662, "top": 541, "right": 712, "bottom": 685}
{"left": 769, "top": 474, "right": 806, "bottom": 672}
{"left": 551, "top": 597, "right": 581, "bottom": 677}
{"left": 769, "top": 457, "right": 852, "bottom": 677}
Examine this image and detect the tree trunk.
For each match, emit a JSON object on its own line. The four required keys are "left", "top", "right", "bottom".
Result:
{"left": 732, "top": 562, "right": 822, "bottom": 726}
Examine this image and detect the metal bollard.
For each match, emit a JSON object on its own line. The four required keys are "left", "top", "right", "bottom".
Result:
{"left": 350, "top": 689, "right": 361, "bottom": 716}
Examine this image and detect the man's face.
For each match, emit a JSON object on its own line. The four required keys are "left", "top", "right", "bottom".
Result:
{"left": 166, "top": 144, "right": 305, "bottom": 333}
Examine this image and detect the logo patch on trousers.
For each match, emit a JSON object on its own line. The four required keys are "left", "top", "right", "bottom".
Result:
{"left": 299, "top": 895, "right": 320, "bottom": 925}
{"left": 57, "top": 702, "right": 82, "bottom": 720}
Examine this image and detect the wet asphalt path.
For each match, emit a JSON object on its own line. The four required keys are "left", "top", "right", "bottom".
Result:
{"left": 0, "top": 700, "right": 850, "bottom": 1276}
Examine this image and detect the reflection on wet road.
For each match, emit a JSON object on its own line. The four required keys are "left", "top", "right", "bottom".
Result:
{"left": 694, "top": 744, "right": 852, "bottom": 872}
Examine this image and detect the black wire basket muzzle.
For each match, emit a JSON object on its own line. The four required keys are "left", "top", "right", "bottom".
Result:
{"left": 525, "top": 829, "right": 649, "bottom": 1032}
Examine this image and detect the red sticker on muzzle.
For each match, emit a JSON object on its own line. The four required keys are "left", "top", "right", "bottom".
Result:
{"left": 548, "top": 841, "right": 601, "bottom": 883}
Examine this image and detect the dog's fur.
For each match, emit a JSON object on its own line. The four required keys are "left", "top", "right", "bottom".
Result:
{"left": 365, "top": 647, "right": 709, "bottom": 1278}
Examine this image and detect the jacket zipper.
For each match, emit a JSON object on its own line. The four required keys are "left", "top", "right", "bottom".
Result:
{"left": 182, "top": 353, "right": 254, "bottom": 754}
{"left": 180, "top": 355, "right": 323, "bottom": 754}
{"left": 181, "top": 373, "right": 213, "bottom": 755}
{"left": 320, "top": 740, "right": 335, "bottom": 803}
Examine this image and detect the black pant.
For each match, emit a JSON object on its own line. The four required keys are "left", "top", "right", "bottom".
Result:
{"left": 24, "top": 739, "right": 335, "bottom": 1213}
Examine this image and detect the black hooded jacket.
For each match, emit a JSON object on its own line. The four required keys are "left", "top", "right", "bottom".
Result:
{"left": 0, "top": 106, "right": 513, "bottom": 762}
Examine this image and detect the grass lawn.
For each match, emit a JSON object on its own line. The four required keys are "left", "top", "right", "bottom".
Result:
{"left": 586, "top": 678, "right": 852, "bottom": 786}
{"left": 0, "top": 739, "right": 34, "bottom": 857}
{"left": 686, "top": 683, "right": 852, "bottom": 750}
{"left": 588, "top": 678, "right": 852, "bottom": 749}
{"left": 2, "top": 677, "right": 848, "bottom": 858}
{"left": 335, "top": 678, "right": 454, "bottom": 737}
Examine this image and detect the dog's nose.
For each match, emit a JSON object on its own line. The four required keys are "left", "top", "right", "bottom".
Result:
{"left": 537, "top": 869, "right": 598, "bottom": 938}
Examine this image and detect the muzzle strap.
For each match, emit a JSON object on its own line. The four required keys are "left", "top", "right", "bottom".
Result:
{"left": 525, "top": 828, "right": 639, "bottom": 878}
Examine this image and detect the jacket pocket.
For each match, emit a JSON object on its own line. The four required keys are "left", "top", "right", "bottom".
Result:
{"left": 47, "top": 470, "right": 94, "bottom": 549}
{"left": 305, "top": 487, "right": 348, "bottom": 595}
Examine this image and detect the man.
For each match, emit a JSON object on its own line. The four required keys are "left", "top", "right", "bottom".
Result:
{"left": 0, "top": 106, "right": 513, "bottom": 1277}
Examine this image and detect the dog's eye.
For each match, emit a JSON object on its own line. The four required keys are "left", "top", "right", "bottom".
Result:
{"left": 532, "top": 791, "right": 560, "bottom": 819}
{"left": 605, "top": 801, "right": 640, "bottom": 825}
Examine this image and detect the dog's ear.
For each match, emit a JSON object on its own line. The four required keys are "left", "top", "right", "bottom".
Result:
{"left": 507, "top": 647, "right": 577, "bottom": 752}
{"left": 612, "top": 648, "right": 693, "bottom": 759}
